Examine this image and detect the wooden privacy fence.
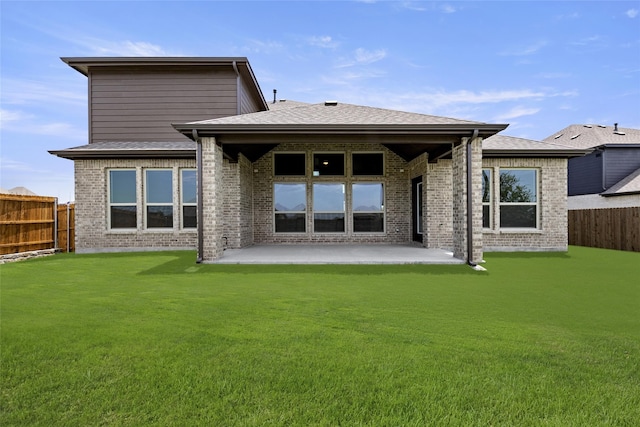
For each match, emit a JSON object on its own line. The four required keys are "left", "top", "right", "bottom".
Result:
{"left": 568, "top": 207, "right": 640, "bottom": 252}
{"left": 0, "top": 194, "right": 75, "bottom": 255}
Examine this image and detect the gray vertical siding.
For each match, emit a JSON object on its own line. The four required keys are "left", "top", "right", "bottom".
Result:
{"left": 604, "top": 148, "right": 640, "bottom": 189}
{"left": 89, "top": 67, "right": 239, "bottom": 143}
{"left": 568, "top": 152, "right": 603, "bottom": 195}
{"left": 238, "top": 76, "right": 262, "bottom": 114}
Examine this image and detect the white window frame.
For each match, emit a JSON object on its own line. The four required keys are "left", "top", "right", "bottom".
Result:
{"left": 180, "top": 168, "right": 197, "bottom": 229}
{"left": 482, "top": 168, "right": 493, "bottom": 230}
{"left": 498, "top": 168, "right": 540, "bottom": 230}
{"left": 352, "top": 182, "right": 385, "bottom": 233}
{"left": 416, "top": 181, "right": 423, "bottom": 234}
{"left": 313, "top": 183, "right": 346, "bottom": 233}
{"left": 144, "top": 169, "right": 174, "bottom": 230}
{"left": 107, "top": 169, "right": 137, "bottom": 230}
{"left": 274, "top": 182, "right": 307, "bottom": 233}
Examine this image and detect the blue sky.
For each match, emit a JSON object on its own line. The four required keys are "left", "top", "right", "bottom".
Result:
{"left": 1, "top": 0, "right": 639, "bottom": 202}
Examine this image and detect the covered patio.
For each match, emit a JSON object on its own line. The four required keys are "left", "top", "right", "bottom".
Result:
{"left": 210, "top": 244, "right": 465, "bottom": 264}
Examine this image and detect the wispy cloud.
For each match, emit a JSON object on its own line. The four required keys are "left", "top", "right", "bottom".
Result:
{"left": 243, "top": 39, "right": 285, "bottom": 54}
{"left": 0, "top": 156, "right": 39, "bottom": 172}
{"left": 500, "top": 40, "right": 548, "bottom": 56}
{"left": 440, "top": 4, "right": 458, "bottom": 14}
{"left": 493, "top": 106, "right": 541, "bottom": 122}
{"left": 337, "top": 48, "right": 387, "bottom": 68}
{"left": 1, "top": 79, "right": 86, "bottom": 107}
{"left": 401, "top": 2, "right": 427, "bottom": 12}
{"left": 626, "top": 9, "right": 638, "bottom": 18}
{"left": 90, "top": 40, "right": 171, "bottom": 56}
{"left": 308, "top": 36, "right": 339, "bottom": 49}
{"left": 0, "top": 108, "right": 85, "bottom": 140}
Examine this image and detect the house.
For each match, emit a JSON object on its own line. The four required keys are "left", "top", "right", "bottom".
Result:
{"left": 543, "top": 124, "right": 640, "bottom": 210}
{"left": 50, "top": 57, "right": 588, "bottom": 263}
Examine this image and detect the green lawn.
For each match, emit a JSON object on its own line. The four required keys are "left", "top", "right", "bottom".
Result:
{"left": 1, "top": 246, "right": 639, "bottom": 426}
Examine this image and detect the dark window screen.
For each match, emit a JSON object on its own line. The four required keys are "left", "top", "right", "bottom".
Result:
{"left": 274, "top": 153, "right": 306, "bottom": 176}
{"left": 352, "top": 153, "right": 384, "bottom": 175}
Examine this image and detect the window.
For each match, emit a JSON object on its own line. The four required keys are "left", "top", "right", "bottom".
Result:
{"left": 109, "top": 170, "right": 137, "bottom": 229}
{"left": 181, "top": 169, "right": 197, "bottom": 229}
{"left": 313, "top": 153, "right": 344, "bottom": 176}
{"left": 352, "top": 183, "right": 384, "bottom": 232}
{"left": 352, "top": 153, "right": 384, "bottom": 176}
{"left": 499, "top": 169, "right": 538, "bottom": 228}
{"left": 274, "top": 153, "right": 306, "bottom": 176}
{"left": 313, "top": 183, "right": 345, "bottom": 232}
{"left": 482, "top": 169, "right": 492, "bottom": 229}
{"left": 274, "top": 183, "right": 306, "bottom": 232}
{"left": 145, "top": 169, "right": 173, "bottom": 229}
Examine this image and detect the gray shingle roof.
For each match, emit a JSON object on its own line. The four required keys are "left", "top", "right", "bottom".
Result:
{"left": 543, "top": 124, "right": 640, "bottom": 149}
{"left": 188, "top": 102, "right": 483, "bottom": 126}
{"left": 49, "top": 141, "right": 195, "bottom": 160}
{"left": 482, "top": 134, "right": 589, "bottom": 157}
{"left": 601, "top": 167, "right": 640, "bottom": 196}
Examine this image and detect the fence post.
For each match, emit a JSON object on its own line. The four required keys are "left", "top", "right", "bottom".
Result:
{"left": 66, "top": 202, "right": 71, "bottom": 253}
{"left": 54, "top": 198, "right": 58, "bottom": 251}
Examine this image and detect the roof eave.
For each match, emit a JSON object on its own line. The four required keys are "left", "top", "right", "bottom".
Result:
{"left": 483, "top": 149, "right": 590, "bottom": 158}
{"left": 48, "top": 149, "right": 195, "bottom": 160}
{"left": 173, "top": 123, "right": 509, "bottom": 140}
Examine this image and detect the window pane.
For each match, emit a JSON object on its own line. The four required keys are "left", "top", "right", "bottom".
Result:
{"left": 353, "top": 153, "right": 384, "bottom": 175}
{"left": 313, "top": 153, "right": 344, "bottom": 176}
{"left": 274, "top": 184, "right": 306, "bottom": 211}
{"left": 146, "top": 170, "right": 173, "bottom": 203}
{"left": 314, "top": 213, "right": 345, "bottom": 232}
{"left": 183, "top": 206, "right": 197, "bottom": 228}
{"left": 110, "top": 170, "right": 136, "bottom": 203}
{"left": 353, "top": 183, "right": 384, "bottom": 211}
{"left": 500, "top": 170, "right": 536, "bottom": 203}
{"left": 313, "top": 183, "right": 344, "bottom": 211}
{"left": 147, "top": 206, "right": 173, "bottom": 228}
{"left": 275, "top": 213, "right": 306, "bottom": 232}
{"left": 500, "top": 205, "right": 536, "bottom": 228}
{"left": 274, "top": 153, "right": 306, "bottom": 176}
{"left": 482, "top": 169, "right": 491, "bottom": 203}
{"left": 110, "top": 206, "right": 136, "bottom": 228}
{"left": 182, "top": 170, "right": 197, "bottom": 203}
{"left": 483, "top": 205, "right": 490, "bottom": 228}
{"left": 353, "top": 213, "right": 384, "bottom": 232}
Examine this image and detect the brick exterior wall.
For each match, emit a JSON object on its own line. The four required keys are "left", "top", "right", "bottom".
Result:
{"left": 251, "top": 142, "right": 410, "bottom": 244}
{"left": 482, "top": 157, "right": 569, "bottom": 252}
{"left": 201, "top": 138, "right": 224, "bottom": 260}
{"left": 73, "top": 145, "right": 569, "bottom": 258}
{"left": 74, "top": 158, "right": 197, "bottom": 253}
{"left": 222, "top": 153, "right": 254, "bottom": 249}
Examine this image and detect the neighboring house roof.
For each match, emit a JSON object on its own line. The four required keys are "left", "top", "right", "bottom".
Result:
{"left": 483, "top": 134, "right": 590, "bottom": 158}
{"left": 601, "top": 167, "right": 640, "bottom": 197}
{"left": 0, "top": 186, "right": 38, "bottom": 195}
{"left": 543, "top": 124, "right": 640, "bottom": 149}
{"left": 267, "top": 100, "right": 310, "bottom": 110}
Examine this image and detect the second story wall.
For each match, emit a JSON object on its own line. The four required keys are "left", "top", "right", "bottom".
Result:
{"left": 89, "top": 66, "right": 239, "bottom": 143}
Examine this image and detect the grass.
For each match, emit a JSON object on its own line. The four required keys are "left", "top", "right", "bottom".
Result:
{"left": 1, "top": 246, "right": 639, "bottom": 426}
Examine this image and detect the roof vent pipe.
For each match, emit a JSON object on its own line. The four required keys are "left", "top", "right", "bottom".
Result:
{"left": 273, "top": 89, "right": 277, "bottom": 104}
{"left": 614, "top": 123, "right": 619, "bottom": 132}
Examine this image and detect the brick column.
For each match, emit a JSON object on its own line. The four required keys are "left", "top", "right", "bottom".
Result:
{"left": 452, "top": 136, "right": 483, "bottom": 262}
{"left": 201, "top": 137, "right": 224, "bottom": 261}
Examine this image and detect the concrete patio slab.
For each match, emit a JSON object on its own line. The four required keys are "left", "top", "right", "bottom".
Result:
{"left": 208, "top": 244, "right": 464, "bottom": 265}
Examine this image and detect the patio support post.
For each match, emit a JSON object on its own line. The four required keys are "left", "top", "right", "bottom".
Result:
{"left": 200, "top": 136, "right": 224, "bottom": 262}
{"left": 452, "top": 134, "right": 484, "bottom": 263}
